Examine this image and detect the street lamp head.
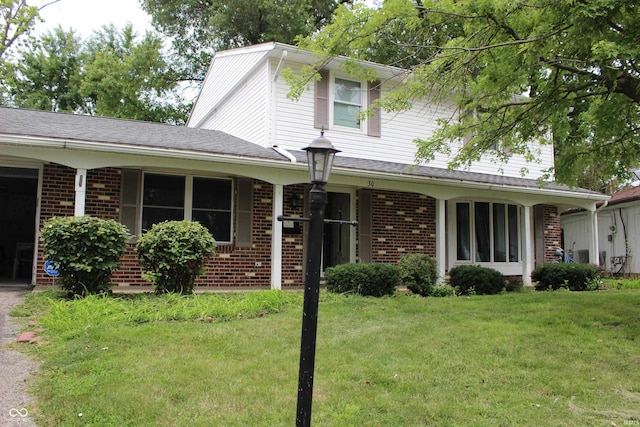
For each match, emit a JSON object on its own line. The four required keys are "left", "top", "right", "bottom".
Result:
{"left": 303, "top": 130, "right": 341, "bottom": 184}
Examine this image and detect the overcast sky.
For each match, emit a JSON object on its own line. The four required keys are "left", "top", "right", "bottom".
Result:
{"left": 35, "top": 0, "right": 152, "bottom": 38}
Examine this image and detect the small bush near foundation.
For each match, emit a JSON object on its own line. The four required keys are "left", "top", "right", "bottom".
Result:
{"left": 136, "top": 221, "right": 216, "bottom": 294}
{"left": 398, "top": 254, "right": 439, "bottom": 296}
{"left": 505, "top": 277, "right": 524, "bottom": 293}
{"left": 532, "top": 263, "right": 599, "bottom": 291}
{"left": 40, "top": 216, "right": 130, "bottom": 296}
{"left": 430, "top": 284, "right": 456, "bottom": 297}
{"left": 324, "top": 263, "right": 399, "bottom": 297}
{"left": 449, "top": 265, "right": 505, "bottom": 295}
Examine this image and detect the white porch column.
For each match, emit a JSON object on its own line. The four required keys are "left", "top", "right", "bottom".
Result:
{"left": 74, "top": 168, "right": 87, "bottom": 217}
{"left": 522, "top": 205, "right": 533, "bottom": 286}
{"left": 271, "top": 184, "right": 284, "bottom": 290}
{"left": 589, "top": 209, "right": 600, "bottom": 266}
{"left": 436, "top": 198, "right": 446, "bottom": 283}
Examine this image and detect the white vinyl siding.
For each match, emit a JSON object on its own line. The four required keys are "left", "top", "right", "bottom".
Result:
{"left": 199, "top": 63, "right": 270, "bottom": 146}
{"left": 193, "top": 47, "right": 555, "bottom": 180}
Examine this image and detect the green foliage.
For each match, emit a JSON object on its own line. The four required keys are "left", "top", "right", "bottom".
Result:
{"left": 324, "top": 262, "right": 399, "bottom": 297}
{"left": 505, "top": 277, "right": 524, "bottom": 293}
{"left": 532, "top": 263, "right": 600, "bottom": 291}
{"left": 140, "top": 0, "right": 349, "bottom": 82}
{"left": 136, "top": 220, "right": 216, "bottom": 294}
{"left": 2, "top": 26, "right": 83, "bottom": 111}
{"left": 602, "top": 278, "right": 640, "bottom": 290}
{"left": 0, "top": 0, "right": 39, "bottom": 62}
{"left": 449, "top": 265, "right": 505, "bottom": 295}
{"left": 3, "top": 24, "right": 189, "bottom": 123}
{"left": 16, "top": 290, "right": 640, "bottom": 426}
{"left": 397, "top": 253, "right": 439, "bottom": 296}
{"left": 430, "top": 283, "right": 456, "bottom": 297}
{"left": 294, "top": 0, "right": 640, "bottom": 186}
{"left": 40, "top": 216, "right": 130, "bottom": 296}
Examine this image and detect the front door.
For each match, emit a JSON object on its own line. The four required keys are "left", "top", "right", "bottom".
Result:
{"left": 323, "top": 192, "right": 351, "bottom": 270}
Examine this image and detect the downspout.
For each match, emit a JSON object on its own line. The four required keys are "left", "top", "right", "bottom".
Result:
{"left": 594, "top": 200, "right": 608, "bottom": 266}
{"left": 272, "top": 145, "right": 297, "bottom": 163}
{"left": 273, "top": 50, "right": 288, "bottom": 82}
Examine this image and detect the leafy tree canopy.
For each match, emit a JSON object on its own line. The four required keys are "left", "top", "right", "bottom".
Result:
{"left": 0, "top": 0, "right": 41, "bottom": 62}
{"left": 291, "top": 0, "right": 640, "bottom": 188}
{"left": 2, "top": 24, "right": 189, "bottom": 124}
{"left": 140, "top": 0, "right": 352, "bottom": 82}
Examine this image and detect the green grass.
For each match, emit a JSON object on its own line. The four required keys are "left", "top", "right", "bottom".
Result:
{"left": 11, "top": 289, "right": 640, "bottom": 426}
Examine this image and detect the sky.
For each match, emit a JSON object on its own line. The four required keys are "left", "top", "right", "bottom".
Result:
{"left": 35, "top": 0, "right": 153, "bottom": 38}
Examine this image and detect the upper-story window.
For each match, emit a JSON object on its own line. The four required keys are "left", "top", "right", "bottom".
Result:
{"left": 334, "top": 78, "right": 362, "bottom": 129}
{"left": 315, "top": 70, "right": 381, "bottom": 137}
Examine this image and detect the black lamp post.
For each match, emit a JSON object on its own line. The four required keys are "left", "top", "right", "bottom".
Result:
{"left": 296, "top": 131, "right": 340, "bottom": 427}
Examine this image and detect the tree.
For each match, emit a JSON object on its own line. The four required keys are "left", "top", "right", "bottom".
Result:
{"left": 291, "top": 0, "right": 640, "bottom": 187}
{"left": 3, "top": 24, "right": 189, "bottom": 124}
{"left": 0, "top": 0, "right": 41, "bottom": 62}
{"left": 2, "top": 26, "right": 83, "bottom": 111}
{"left": 81, "top": 24, "right": 188, "bottom": 123}
{"left": 140, "top": 0, "right": 352, "bottom": 82}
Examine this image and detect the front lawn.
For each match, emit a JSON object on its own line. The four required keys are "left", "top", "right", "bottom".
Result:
{"left": 12, "top": 289, "right": 640, "bottom": 426}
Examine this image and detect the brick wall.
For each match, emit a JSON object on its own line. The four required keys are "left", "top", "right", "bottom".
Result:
{"left": 36, "top": 164, "right": 76, "bottom": 286}
{"left": 367, "top": 190, "right": 437, "bottom": 263}
{"left": 542, "top": 204, "right": 562, "bottom": 263}
{"left": 33, "top": 166, "right": 306, "bottom": 288}
{"left": 281, "top": 184, "right": 305, "bottom": 285}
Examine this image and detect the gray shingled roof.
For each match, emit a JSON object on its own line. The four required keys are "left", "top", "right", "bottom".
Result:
{"left": 289, "top": 149, "right": 601, "bottom": 196}
{"left": 0, "top": 107, "right": 602, "bottom": 196}
{"left": 0, "top": 107, "right": 287, "bottom": 161}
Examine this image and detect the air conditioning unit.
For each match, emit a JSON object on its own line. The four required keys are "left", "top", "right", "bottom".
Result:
{"left": 576, "top": 250, "right": 589, "bottom": 264}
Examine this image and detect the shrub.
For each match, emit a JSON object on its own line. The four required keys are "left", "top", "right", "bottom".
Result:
{"left": 398, "top": 254, "right": 439, "bottom": 296}
{"left": 430, "top": 284, "right": 456, "bottom": 297}
{"left": 531, "top": 263, "right": 599, "bottom": 291}
{"left": 505, "top": 277, "right": 524, "bottom": 293}
{"left": 40, "top": 216, "right": 130, "bottom": 296}
{"left": 324, "top": 263, "right": 399, "bottom": 297}
{"left": 449, "top": 265, "right": 505, "bottom": 295}
{"left": 136, "top": 221, "right": 216, "bottom": 294}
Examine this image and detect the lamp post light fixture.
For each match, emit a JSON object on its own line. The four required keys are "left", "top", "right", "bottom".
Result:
{"left": 296, "top": 130, "right": 340, "bottom": 427}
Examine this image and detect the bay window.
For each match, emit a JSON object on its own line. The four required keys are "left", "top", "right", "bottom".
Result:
{"left": 455, "top": 201, "right": 520, "bottom": 263}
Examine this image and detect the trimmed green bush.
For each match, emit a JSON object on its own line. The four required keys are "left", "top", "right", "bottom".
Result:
{"left": 136, "top": 221, "right": 216, "bottom": 294}
{"left": 449, "top": 265, "right": 505, "bottom": 295}
{"left": 532, "top": 263, "right": 599, "bottom": 291}
{"left": 324, "top": 263, "right": 399, "bottom": 297}
{"left": 40, "top": 216, "right": 130, "bottom": 296}
{"left": 398, "top": 253, "right": 439, "bottom": 296}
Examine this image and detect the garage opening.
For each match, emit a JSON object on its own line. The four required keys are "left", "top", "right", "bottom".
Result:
{"left": 0, "top": 167, "right": 38, "bottom": 285}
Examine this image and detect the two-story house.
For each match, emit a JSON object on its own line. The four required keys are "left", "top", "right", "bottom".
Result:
{"left": 0, "top": 42, "right": 608, "bottom": 289}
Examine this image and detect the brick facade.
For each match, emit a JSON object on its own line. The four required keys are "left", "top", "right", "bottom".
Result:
{"left": 30, "top": 163, "right": 561, "bottom": 288}
{"left": 367, "top": 190, "right": 437, "bottom": 263}
{"left": 541, "top": 204, "right": 562, "bottom": 263}
{"left": 35, "top": 165, "right": 308, "bottom": 288}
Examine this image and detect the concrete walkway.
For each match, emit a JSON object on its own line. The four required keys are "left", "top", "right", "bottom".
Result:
{"left": 0, "top": 287, "right": 38, "bottom": 427}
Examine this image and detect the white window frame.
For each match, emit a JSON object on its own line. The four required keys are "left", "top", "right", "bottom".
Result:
{"left": 451, "top": 200, "right": 522, "bottom": 266}
{"left": 329, "top": 73, "right": 368, "bottom": 133}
